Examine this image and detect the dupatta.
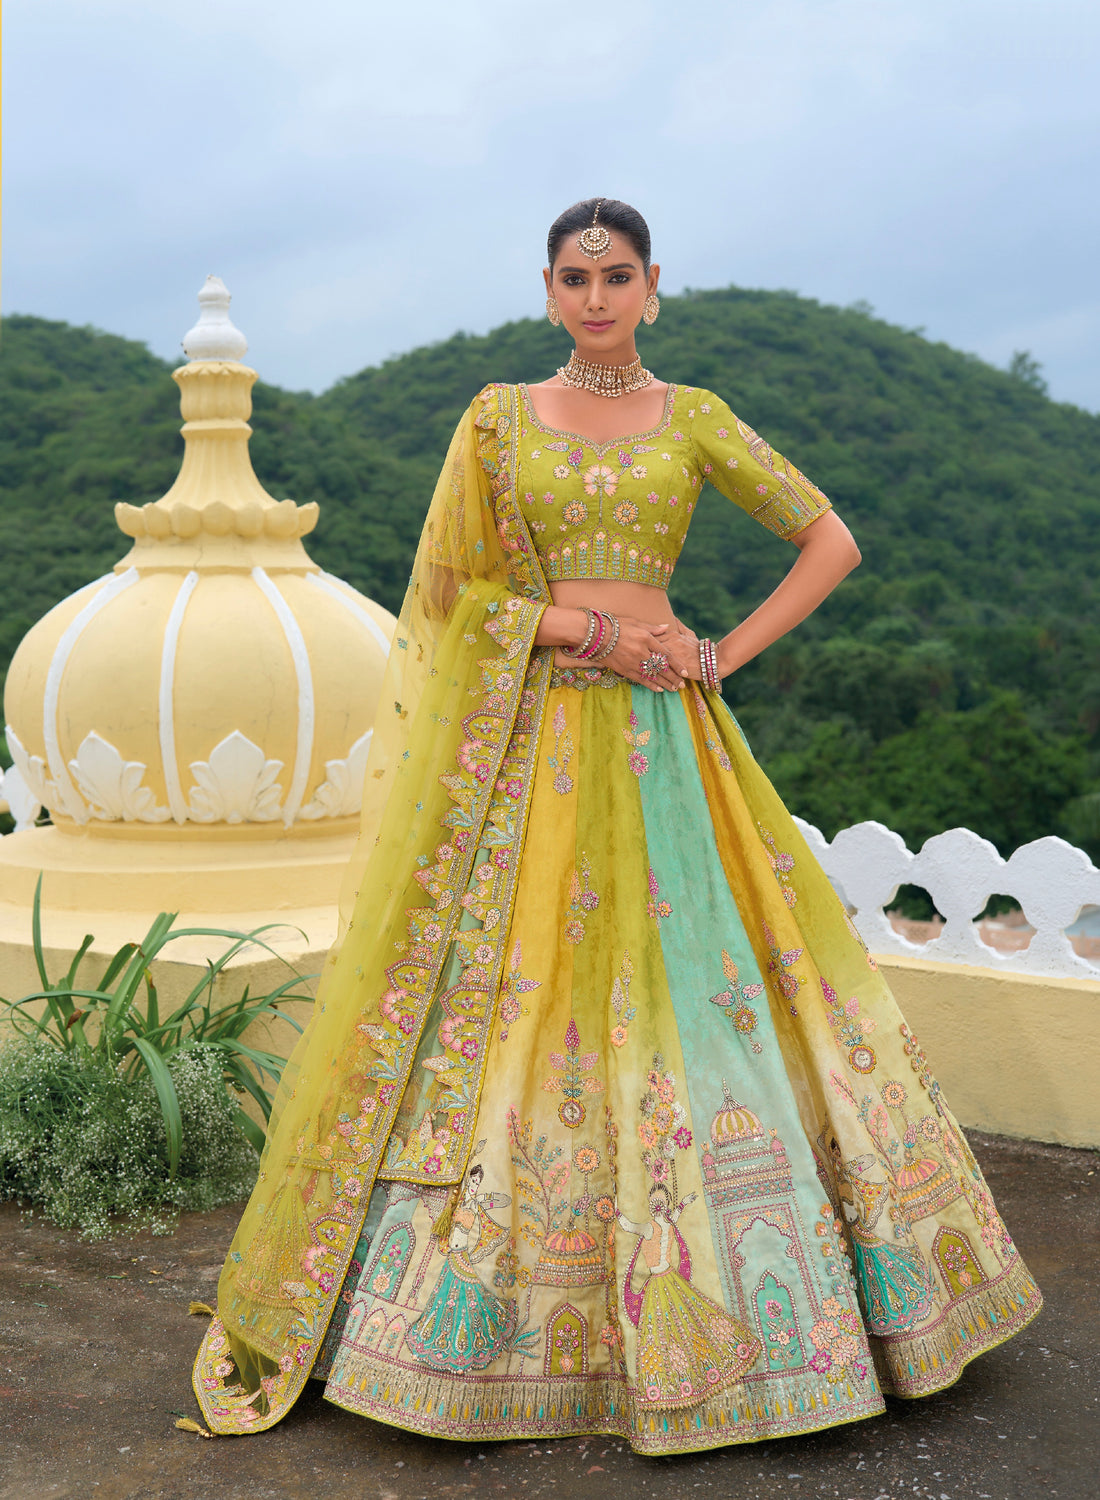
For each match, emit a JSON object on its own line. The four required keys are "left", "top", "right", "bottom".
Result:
{"left": 193, "top": 384, "right": 552, "bottom": 1433}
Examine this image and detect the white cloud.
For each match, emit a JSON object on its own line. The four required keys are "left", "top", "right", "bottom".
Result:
{"left": 5, "top": 0, "right": 1100, "bottom": 406}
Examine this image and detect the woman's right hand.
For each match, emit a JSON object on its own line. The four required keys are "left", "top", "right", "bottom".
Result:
{"left": 600, "top": 616, "right": 685, "bottom": 691}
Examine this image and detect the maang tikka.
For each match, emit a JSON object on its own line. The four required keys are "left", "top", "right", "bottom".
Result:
{"left": 577, "top": 198, "right": 612, "bottom": 260}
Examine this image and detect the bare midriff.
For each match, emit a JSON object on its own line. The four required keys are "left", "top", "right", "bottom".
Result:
{"left": 549, "top": 579, "right": 675, "bottom": 667}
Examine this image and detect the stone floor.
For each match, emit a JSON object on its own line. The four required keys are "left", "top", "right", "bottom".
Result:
{"left": 1, "top": 1130, "right": 1095, "bottom": 1500}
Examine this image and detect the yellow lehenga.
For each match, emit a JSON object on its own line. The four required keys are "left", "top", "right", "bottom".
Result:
{"left": 192, "top": 382, "right": 1042, "bottom": 1453}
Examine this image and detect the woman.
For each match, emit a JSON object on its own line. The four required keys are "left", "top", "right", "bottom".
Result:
{"left": 193, "top": 198, "right": 1042, "bottom": 1452}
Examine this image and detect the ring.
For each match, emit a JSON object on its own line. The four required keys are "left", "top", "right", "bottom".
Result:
{"left": 639, "top": 652, "right": 669, "bottom": 681}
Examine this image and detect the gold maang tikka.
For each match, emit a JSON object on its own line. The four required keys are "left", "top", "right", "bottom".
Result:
{"left": 577, "top": 198, "right": 612, "bottom": 260}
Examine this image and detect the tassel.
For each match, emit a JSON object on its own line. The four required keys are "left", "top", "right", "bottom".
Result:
{"left": 430, "top": 1186, "right": 459, "bottom": 1245}
{"left": 175, "top": 1417, "right": 213, "bottom": 1439}
{"left": 188, "top": 1301, "right": 215, "bottom": 1316}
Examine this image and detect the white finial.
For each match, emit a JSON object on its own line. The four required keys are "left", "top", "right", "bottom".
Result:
{"left": 182, "top": 274, "right": 248, "bottom": 363}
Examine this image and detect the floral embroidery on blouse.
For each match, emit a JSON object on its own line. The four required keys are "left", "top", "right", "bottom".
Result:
{"left": 513, "top": 384, "right": 833, "bottom": 587}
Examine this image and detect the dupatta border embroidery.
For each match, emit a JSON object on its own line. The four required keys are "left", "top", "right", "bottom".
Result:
{"left": 194, "top": 384, "right": 553, "bottom": 1434}
{"left": 382, "top": 386, "right": 555, "bottom": 1184}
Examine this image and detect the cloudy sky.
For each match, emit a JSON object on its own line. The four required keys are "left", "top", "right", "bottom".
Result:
{"left": 5, "top": 0, "right": 1100, "bottom": 407}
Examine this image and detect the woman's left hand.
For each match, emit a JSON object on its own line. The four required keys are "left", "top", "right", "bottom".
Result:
{"left": 664, "top": 617, "right": 703, "bottom": 683}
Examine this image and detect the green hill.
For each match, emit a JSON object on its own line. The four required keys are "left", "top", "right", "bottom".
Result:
{"left": 1, "top": 291, "right": 1097, "bottom": 862}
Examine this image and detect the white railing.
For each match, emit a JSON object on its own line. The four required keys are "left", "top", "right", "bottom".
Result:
{"left": 795, "top": 817, "right": 1100, "bottom": 981}
{"left": 4, "top": 760, "right": 1097, "bottom": 981}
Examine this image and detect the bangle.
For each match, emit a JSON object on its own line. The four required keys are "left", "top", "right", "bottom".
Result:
{"left": 578, "top": 610, "right": 606, "bottom": 660}
{"left": 698, "top": 638, "right": 721, "bottom": 691}
{"left": 591, "top": 611, "right": 620, "bottom": 661}
{"left": 561, "top": 607, "right": 598, "bottom": 659}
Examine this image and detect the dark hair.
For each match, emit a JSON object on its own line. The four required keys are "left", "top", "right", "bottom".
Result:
{"left": 468, "top": 1163, "right": 484, "bottom": 1184}
{"left": 547, "top": 198, "right": 652, "bottom": 274}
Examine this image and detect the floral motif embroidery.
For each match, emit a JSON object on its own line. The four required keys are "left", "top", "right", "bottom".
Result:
{"left": 611, "top": 499, "right": 639, "bottom": 526}
{"left": 755, "top": 1275, "right": 804, "bottom": 1370}
{"left": 498, "top": 939, "right": 541, "bottom": 1042}
{"left": 562, "top": 500, "right": 587, "bottom": 526}
{"left": 900, "top": 1023, "right": 944, "bottom": 1110}
{"left": 623, "top": 709, "right": 651, "bottom": 776}
{"left": 707, "top": 947, "right": 765, "bottom": 1045}
{"left": 547, "top": 703, "right": 575, "bottom": 795}
{"left": 690, "top": 686, "right": 731, "bottom": 768}
{"left": 808, "top": 1296, "right": 867, "bottom": 1383}
{"left": 821, "top": 977, "right": 881, "bottom": 1078}
{"left": 609, "top": 950, "right": 636, "bottom": 1048}
{"left": 758, "top": 824, "right": 797, "bottom": 908}
{"left": 646, "top": 866, "right": 672, "bottom": 924}
{"left": 562, "top": 856, "right": 599, "bottom": 943}
{"left": 582, "top": 464, "right": 617, "bottom": 501}
{"left": 543, "top": 1018, "right": 604, "bottom": 1129}
{"left": 881, "top": 1079, "right": 908, "bottom": 1109}
{"left": 637, "top": 1053, "right": 692, "bottom": 1190}
{"left": 762, "top": 921, "right": 804, "bottom": 1015}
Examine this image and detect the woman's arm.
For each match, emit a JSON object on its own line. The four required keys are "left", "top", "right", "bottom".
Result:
{"left": 534, "top": 605, "right": 594, "bottom": 652}
{"left": 716, "top": 511, "right": 860, "bottom": 678}
{"left": 535, "top": 605, "right": 682, "bottom": 690}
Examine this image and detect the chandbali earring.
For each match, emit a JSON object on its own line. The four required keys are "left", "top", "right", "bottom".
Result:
{"left": 546, "top": 296, "right": 561, "bottom": 327}
{"left": 643, "top": 293, "right": 660, "bottom": 326}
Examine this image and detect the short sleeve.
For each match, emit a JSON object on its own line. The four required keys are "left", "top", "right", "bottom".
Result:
{"left": 690, "top": 391, "right": 833, "bottom": 539}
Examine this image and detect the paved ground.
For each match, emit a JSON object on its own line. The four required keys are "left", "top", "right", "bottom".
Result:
{"left": 1, "top": 1131, "right": 1095, "bottom": 1500}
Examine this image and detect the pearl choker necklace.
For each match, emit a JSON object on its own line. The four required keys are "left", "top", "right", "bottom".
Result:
{"left": 556, "top": 351, "right": 654, "bottom": 398}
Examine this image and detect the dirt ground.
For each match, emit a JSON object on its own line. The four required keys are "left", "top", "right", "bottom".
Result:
{"left": 1, "top": 1130, "right": 1095, "bottom": 1500}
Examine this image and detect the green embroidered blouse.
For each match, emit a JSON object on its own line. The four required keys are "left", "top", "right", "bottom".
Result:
{"left": 515, "top": 383, "right": 832, "bottom": 587}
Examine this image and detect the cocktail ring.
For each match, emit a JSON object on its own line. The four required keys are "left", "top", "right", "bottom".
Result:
{"left": 640, "top": 652, "right": 669, "bottom": 680}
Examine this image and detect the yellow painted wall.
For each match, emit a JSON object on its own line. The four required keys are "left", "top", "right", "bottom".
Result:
{"left": 1, "top": 927, "right": 1096, "bottom": 1148}
{"left": 876, "top": 954, "right": 1100, "bottom": 1149}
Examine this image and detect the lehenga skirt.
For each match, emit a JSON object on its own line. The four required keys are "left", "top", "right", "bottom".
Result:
{"left": 311, "top": 666, "right": 1041, "bottom": 1454}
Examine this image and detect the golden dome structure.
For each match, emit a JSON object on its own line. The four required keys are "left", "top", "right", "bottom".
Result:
{"left": 710, "top": 1083, "right": 765, "bottom": 1146}
{"left": 0, "top": 277, "right": 394, "bottom": 980}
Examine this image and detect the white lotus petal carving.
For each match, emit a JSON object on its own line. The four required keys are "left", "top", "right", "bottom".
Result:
{"left": 68, "top": 731, "right": 171, "bottom": 822}
{"left": 5, "top": 725, "right": 59, "bottom": 813}
{"left": 0, "top": 763, "right": 42, "bottom": 832}
{"left": 299, "top": 729, "right": 373, "bottom": 820}
{"left": 186, "top": 731, "right": 284, "bottom": 823}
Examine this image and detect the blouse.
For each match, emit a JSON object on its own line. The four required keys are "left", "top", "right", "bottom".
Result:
{"left": 514, "top": 383, "right": 832, "bottom": 588}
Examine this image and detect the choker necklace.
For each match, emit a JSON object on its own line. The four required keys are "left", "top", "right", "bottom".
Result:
{"left": 557, "top": 350, "right": 654, "bottom": 398}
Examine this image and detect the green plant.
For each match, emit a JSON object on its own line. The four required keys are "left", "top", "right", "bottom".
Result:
{"left": 0, "top": 876, "right": 316, "bottom": 1172}
{"left": 0, "top": 1037, "right": 259, "bottom": 1238}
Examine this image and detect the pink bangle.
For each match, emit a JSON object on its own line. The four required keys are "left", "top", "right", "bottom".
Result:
{"left": 561, "top": 607, "right": 597, "bottom": 659}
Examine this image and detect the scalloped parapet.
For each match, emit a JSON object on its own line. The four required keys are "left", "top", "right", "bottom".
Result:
{"left": 794, "top": 816, "right": 1100, "bottom": 980}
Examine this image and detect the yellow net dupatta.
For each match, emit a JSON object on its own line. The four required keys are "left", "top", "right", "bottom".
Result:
{"left": 193, "top": 383, "right": 552, "bottom": 1433}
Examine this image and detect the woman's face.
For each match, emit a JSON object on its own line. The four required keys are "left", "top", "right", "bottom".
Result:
{"left": 543, "top": 229, "right": 659, "bottom": 356}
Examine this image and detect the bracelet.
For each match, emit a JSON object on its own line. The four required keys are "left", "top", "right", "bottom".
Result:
{"left": 578, "top": 610, "right": 607, "bottom": 660}
{"left": 698, "top": 637, "right": 721, "bottom": 691}
{"left": 561, "top": 607, "right": 598, "bottom": 659}
{"left": 590, "top": 611, "right": 620, "bottom": 661}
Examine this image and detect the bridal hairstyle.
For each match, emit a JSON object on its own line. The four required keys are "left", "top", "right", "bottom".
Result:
{"left": 547, "top": 197, "right": 652, "bottom": 273}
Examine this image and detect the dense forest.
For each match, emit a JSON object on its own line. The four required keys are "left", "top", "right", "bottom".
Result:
{"left": 1, "top": 290, "right": 1098, "bottom": 865}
